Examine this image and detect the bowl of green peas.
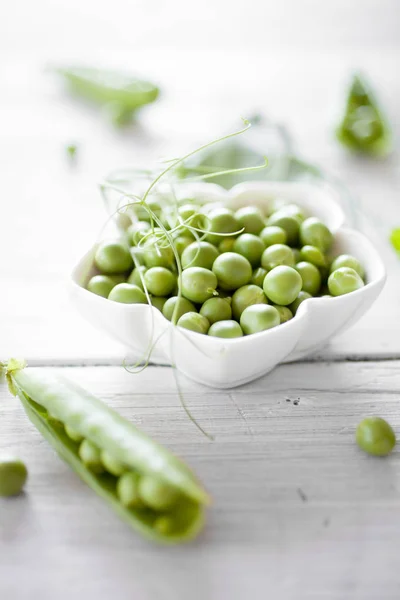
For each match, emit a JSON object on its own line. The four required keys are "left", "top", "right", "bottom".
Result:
{"left": 70, "top": 181, "right": 385, "bottom": 388}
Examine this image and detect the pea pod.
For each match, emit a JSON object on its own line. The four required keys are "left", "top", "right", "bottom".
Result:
{"left": 336, "top": 73, "right": 392, "bottom": 157}
{"left": 1, "top": 359, "right": 208, "bottom": 544}
{"left": 54, "top": 66, "right": 160, "bottom": 126}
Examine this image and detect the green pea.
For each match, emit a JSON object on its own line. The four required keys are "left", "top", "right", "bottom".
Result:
{"left": 330, "top": 254, "right": 365, "bottom": 280}
{"left": 181, "top": 241, "right": 219, "bottom": 270}
{"left": 231, "top": 285, "right": 267, "bottom": 321}
{"left": 289, "top": 291, "right": 312, "bottom": 314}
{"left": 154, "top": 515, "right": 175, "bottom": 536}
{"left": 87, "top": 275, "right": 116, "bottom": 298}
{"left": 127, "top": 265, "right": 147, "bottom": 290}
{"left": 143, "top": 238, "right": 174, "bottom": 268}
{"left": 212, "top": 252, "right": 252, "bottom": 291}
{"left": 162, "top": 296, "right": 197, "bottom": 321}
{"left": 205, "top": 207, "right": 239, "bottom": 244}
{"left": 65, "top": 424, "right": 83, "bottom": 443}
{"left": 267, "top": 213, "right": 300, "bottom": 246}
{"left": 208, "top": 320, "right": 244, "bottom": 338}
{"left": 181, "top": 267, "right": 218, "bottom": 303}
{"left": 174, "top": 235, "right": 193, "bottom": 256}
{"left": 117, "top": 472, "right": 142, "bottom": 508}
{"left": 263, "top": 266, "right": 303, "bottom": 306}
{"left": 274, "top": 203, "right": 305, "bottom": 222}
{"left": 79, "top": 440, "right": 104, "bottom": 474}
{"left": 272, "top": 305, "right": 293, "bottom": 323}
{"left": 150, "top": 296, "right": 168, "bottom": 312}
{"left": 259, "top": 225, "right": 287, "bottom": 247}
{"left": 300, "top": 218, "right": 333, "bottom": 252}
{"left": 233, "top": 233, "right": 265, "bottom": 267}
{"left": 261, "top": 244, "right": 295, "bottom": 270}
{"left": 328, "top": 267, "right": 365, "bottom": 296}
{"left": 128, "top": 221, "right": 151, "bottom": 245}
{"left": 108, "top": 283, "right": 148, "bottom": 304}
{"left": 218, "top": 238, "right": 236, "bottom": 253}
{"left": 292, "top": 249, "right": 301, "bottom": 263}
{"left": 295, "top": 261, "right": 322, "bottom": 295}
{"left": 101, "top": 451, "right": 126, "bottom": 477}
{"left": 300, "top": 245, "right": 327, "bottom": 267}
{"left": 235, "top": 206, "right": 265, "bottom": 235}
{"left": 0, "top": 456, "right": 28, "bottom": 497}
{"left": 94, "top": 240, "right": 134, "bottom": 274}
{"left": 177, "top": 312, "right": 210, "bottom": 334}
{"left": 251, "top": 267, "right": 268, "bottom": 288}
{"left": 240, "top": 304, "right": 280, "bottom": 335}
{"left": 143, "top": 267, "right": 176, "bottom": 296}
{"left": 138, "top": 475, "right": 179, "bottom": 511}
{"left": 356, "top": 417, "right": 396, "bottom": 457}
{"left": 199, "top": 297, "right": 232, "bottom": 324}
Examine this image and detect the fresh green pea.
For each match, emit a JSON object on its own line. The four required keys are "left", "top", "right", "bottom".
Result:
{"left": 139, "top": 475, "right": 180, "bottom": 511}
{"left": 272, "top": 305, "right": 293, "bottom": 323}
{"left": 128, "top": 221, "right": 151, "bottom": 245}
{"left": 251, "top": 267, "right": 268, "bottom": 288}
{"left": 143, "top": 238, "right": 174, "bottom": 268}
{"left": 101, "top": 451, "right": 126, "bottom": 476}
{"left": 212, "top": 252, "right": 252, "bottom": 291}
{"left": 144, "top": 267, "right": 176, "bottom": 296}
{"left": 174, "top": 235, "right": 193, "bottom": 256}
{"left": 87, "top": 275, "right": 116, "bottom": 298}
{"left": 231, "top": 285, "right": 267, "bottom": 321}
{"left": 330, "top": 254, "right": 365, "bottom": 280}
{"left": 263, "top": 266, "right": 303, "bottom": 306}
{"left": 261, "top": 244, "right": 295, "bottom": 270}
{"left": 108, "top": 273, "right": 128, "bottom": 285}
{"left": 3, "top": 360, "right": 208, "bottom": 544}
{"left": 300, "top": 218, "right": 333, "bottom": 252}
{"left": 79, "top": 440, "right": 104, "bottom": 474}
{"left": 199, "top": 297, "right": 232, "bottom": 324}
{"left": 65, "top": 425, "right": 84, "bottom": 443}
{"left": 205, "top": 207, "right": 239, "bottom": 244}
{"left": 289, "top": 291, "right": 312, "bottom": 314}
{"left": 295, "top": 261, "right": 322, "bottom": 295}
{"left": 267, "top": 213, "right": 300, "bottom": 246}
{"left": 162, "top": 296, "right": 197, "bottom": 321}
{"left": 292, "top": 249, "right": 301, "bottom": 263}
{"left": 94, "top": 240, "right": 134, "bottom": 274}
{"left": 218, "top": 238, "right": 236, "bottom": 253}
{"left": 235, "top": 206, "right": 265, "bottom": 235}
{"left": 151, "top": 296, "right": 168, "bottom": 312}
{"left": 154, "top": 515, "right": 175, "bottom": 536}
{"left": 116, "top": 472, "right": 143, "bottom": 508}
{"left": 181, "top": 241, "right": 219, "bottom": 270}
{"left": 127, "top": 265, "right": 147, "bottom": 290}
{"left": 233, "top": 234, "right": 265, "bottom": 267}
{"left": 208, "top": 320, "right": 244, "bottom": 338}
{"left": 328, "top": 267, "right": 365, "bottom": 296}
{"left": 177, "top": 312, "right": 210, "bottom": 334}
{"left": 259, "top": 225, "right": 287, "bottom": 247}
{"left": 240, "top": 304, "right": 280, "bottom": 335}
{"left": 0, "top": 456, "right": 28, "bottom": 497}
{"left": 108, "top": 283, "right": 148, "bottom": 304}
{"left": 273, "top": 203, "right": 305, "bottom": 222}
{"left": 356, "top": 417, "right": 396, "bottom": 456}
{"left": 300, "top": 245, "right": 327, "bottom": 267}
{"left": 181, "top": 267, "right": 218, "bottom": 303}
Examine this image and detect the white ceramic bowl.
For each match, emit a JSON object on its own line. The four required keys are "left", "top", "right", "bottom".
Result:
{"left": 70, "top": 181, "right": 386, "bottom": 388}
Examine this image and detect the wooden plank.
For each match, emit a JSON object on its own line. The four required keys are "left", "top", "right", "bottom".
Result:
{"left": 1, "top": 363, "right": 400, "bottom": 599}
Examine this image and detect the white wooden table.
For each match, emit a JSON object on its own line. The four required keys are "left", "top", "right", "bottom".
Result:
{"left": 1, "top": 1, "right": 400, "bottom": 598}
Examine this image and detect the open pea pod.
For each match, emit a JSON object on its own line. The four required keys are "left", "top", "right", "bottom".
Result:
{"left": 336, "top": 73, "right": 392, "bottom": 157}
{"left": 54, "top": 66, "right": 159, "bottom": 126}
{"left": 2, "top": 359, "right": 208, "bottom": 544}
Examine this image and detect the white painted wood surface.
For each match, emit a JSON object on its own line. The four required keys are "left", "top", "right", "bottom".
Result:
{"left": 1, "top": 1, "right": 400, "bottom": 598}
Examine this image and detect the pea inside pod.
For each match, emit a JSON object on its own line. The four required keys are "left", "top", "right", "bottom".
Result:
{"left": 2, "top": 360, "right": 208, "bottom": 544}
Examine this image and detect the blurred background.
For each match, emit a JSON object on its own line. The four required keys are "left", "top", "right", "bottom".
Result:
{"left": 0, "top": 0, "right": 398, "bottom": 358}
